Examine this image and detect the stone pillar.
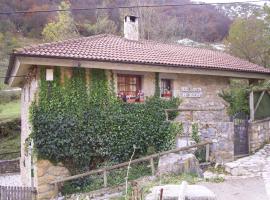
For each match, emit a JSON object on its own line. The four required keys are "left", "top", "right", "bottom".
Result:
{"left": 34, "top": 160, "right": 70, "bottom": 200}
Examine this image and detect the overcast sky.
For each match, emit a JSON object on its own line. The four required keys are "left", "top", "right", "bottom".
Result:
{"left": 193, "top": 0, "right": 268, "bottom": 5}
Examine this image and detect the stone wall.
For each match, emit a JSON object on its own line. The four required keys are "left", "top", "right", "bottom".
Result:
{"left": 173, "top": 74, "right": 230, "bottom": 122}
{"left": 0, "top": 158, "right": 20, "bottom": 174}
{"left": 199, "top": 122, "right": 234, "bottom": 163}
{"left": 34, "top": 160, "right": 70, "bottom": 200}
{"left": 249, "top": 118, "right": 270, "bottom": 153}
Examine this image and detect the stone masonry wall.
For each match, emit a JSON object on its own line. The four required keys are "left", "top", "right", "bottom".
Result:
{"left": 173, "top": 74, "right": 230, "bottom": 122}
{"left": 199, "top": 122, "right": 234, "bottom": 163}
{"left": 249, "top": 118, "right": 270, "bottom": 153}
{"left": 0, "top": 158, "right": 20, "bottom": 174}
{"left": 34, "top": 160, "right": 70, "bottom": 200}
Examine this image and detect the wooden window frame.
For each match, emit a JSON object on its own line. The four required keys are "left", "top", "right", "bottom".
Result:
{"left": 161, "top": 79, "right": 173, "bottom": 98}
{"left": 117, "top": 74, "right": 143, "bottom": 103}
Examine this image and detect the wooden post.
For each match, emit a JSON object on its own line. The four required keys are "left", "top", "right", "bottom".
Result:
{"left": 160, "top": 188, "right": 164, "bottom": 200}
{"left": 254, "top": 91, "right": 265, "bottom": 113}
{"left": 249, "top": 91, "right": 255, "bottom": 121}
{"left": 150, "top": 158, "right": 155, "bottom": 176}
{"left": 103, "top": 170, "right": 108, "bottom": 188}
{"left": 206, "top": 144, "right": 210, "bottom": 162}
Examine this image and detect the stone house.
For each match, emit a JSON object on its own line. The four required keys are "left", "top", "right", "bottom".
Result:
{"left": 4, "top": 16, "right": 270, "bottom": 199}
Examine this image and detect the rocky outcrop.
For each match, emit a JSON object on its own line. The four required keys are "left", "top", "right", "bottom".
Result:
{"left": 157, "top": 153, "right": 202, "bottom": 177}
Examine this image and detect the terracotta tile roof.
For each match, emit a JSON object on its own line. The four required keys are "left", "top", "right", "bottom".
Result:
{"left": 11, "top": 34, "right": 270, "bottom": 74}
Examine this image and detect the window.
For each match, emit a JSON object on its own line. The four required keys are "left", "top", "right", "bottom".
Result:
{"left": 117, "top": 74, "right": 143, "bottom": 102}
{"left": 161, "top": 79, "right": 172, "bottom": 98}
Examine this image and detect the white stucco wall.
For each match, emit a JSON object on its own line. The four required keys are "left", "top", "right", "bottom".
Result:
{"left": 20, "top": 68, "right": 38, "bottom": 187}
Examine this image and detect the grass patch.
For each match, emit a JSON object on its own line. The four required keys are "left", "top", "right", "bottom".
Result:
{"left": 205, "top": 176, "right": 225, "bottom": 183}
{"left": 0, "top": 133, "right": 20, "bottom": 159}
{"left": 0, "top": 101, "right": 20, "bottom": 122}
{"left": 207, "top": 165, "right": 227, "bottom": 175}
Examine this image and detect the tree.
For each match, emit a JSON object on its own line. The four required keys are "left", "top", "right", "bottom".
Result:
{"left": 42, "top": 1, "right": 79, "bottom": 42}
{"left": 83, "top": 15, "right": 117, "bottom": 36}
{"left": 225, "top": 16, "right": 270, "bottom": 67}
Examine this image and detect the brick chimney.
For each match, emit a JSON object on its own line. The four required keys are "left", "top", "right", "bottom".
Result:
{"left": 124, "top": 15, "right": 139, "bottom": 41}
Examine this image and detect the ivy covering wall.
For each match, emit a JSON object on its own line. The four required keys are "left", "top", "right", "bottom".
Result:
{"left": 30, "top": 67, "right": 181, "bottom": 170}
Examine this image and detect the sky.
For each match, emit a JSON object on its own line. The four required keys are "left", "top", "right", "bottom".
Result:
{"left": 193, "top": 0, "right": 269, "bottom": 5}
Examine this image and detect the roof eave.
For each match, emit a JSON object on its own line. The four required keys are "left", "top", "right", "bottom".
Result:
{"left": 7, "top": 54, "right": 270, "bottom": 87}
{"left": 5, "top": 54, "right": 15, "bottom": 85}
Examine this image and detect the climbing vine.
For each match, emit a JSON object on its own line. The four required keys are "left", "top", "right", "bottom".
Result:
{"left": 30, "top": 67, "right": 180, "bottom": 170}
{"left": 154, "top": 72, "right": 160, "bottom": 97}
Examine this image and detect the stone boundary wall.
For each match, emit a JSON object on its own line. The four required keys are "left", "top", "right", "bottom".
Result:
{"left": 0, "top": 158, "right": 20, "bottom": 174}
{"left": 198, "top": 122, "right": 234, "bottom": 163}
{"left": 249, "top": 117, "right": 270, "bottom": 153}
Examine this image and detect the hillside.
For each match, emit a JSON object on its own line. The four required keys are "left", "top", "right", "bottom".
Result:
{"left": 215, "top": 3, "right": 263, "bottom": 19}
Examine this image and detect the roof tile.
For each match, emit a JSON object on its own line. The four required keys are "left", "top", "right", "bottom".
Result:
{"left": 13, "top": 34, "right": 270, "bottom": 74}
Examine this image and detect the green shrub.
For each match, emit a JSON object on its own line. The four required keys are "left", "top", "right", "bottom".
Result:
{"left": 62, "top": 161, "right": 152, "bottom": 194}
{"left": 191, "top": 123, "right": 200, "bottom": 143}
{"left": 30, "top": 68, "right": 181, "bottom": 171}
{"left": 219, "top": 81, "right": 249, "bottom": 116}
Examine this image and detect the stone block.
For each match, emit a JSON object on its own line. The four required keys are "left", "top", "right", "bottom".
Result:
{"left": 38, "top": 184, "right": 54, "bottom": 194}
{"left": 157, "top": 153, "right": 202, "bottom": 177}
{"left": 38, "top": 175, "right": 56, "bottom": 185}
{"left": 47, "top": 166, "right": 69, "bottom": 177}
{"left": 36, "top": 160, "right": 52, "bottom": 170}
{"left": 37, "top": 166, "right": 47, "bottom": 177}
{"left": 145, "top": 183, "right": 216, "bottom": 200}
{"left": 37, "top": 190, "right": 57, "bottom": 200}
{"left": 36, "top": 160, "right": 70, "bottom": 200}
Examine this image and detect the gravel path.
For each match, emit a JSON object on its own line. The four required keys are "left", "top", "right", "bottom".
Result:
{"left": 0, "top": 173, "right": 22, "bottom": 186}
{"left": 263, "top": 156, "right": 270, "bottom": 199}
